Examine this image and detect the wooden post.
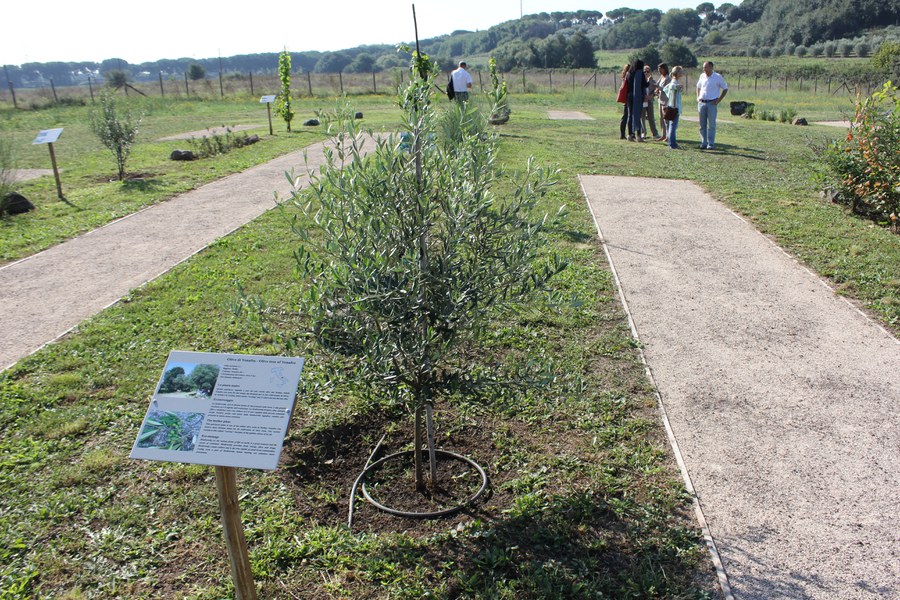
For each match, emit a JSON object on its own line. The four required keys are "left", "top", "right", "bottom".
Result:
{"left": 522, "top": 69, "right": 526, "bottom": 93}
{"left": 3, "top": 65, "right": 16, "bottom": 108}
{"left": 50, "top": 79, "right": 59, "bottom": 103}
{"left": 799, "top": 77, "right": 803, "bottom": 92}
{"left": 814, "top": 76, "right": 817, "bottom": 94}
{"left": 215, "top": 467, "right": 257, "bottom": 600}
{"left": 477, "top": 70, "right": 483, "bottom": 91}
{"left": 219, "top": 71, "right": 224, "bottom": 98}
{"left": 339, "top": 72, "right": 343, "bottom": 95}
{"left": 159, "top": 72, "right": 164, "bottom": 97}
{"left": 47, "top": 142, "right": 63, "bottom": 199}
{"left": 184, "top": 72, "right": 189, "bottom": 95}
{"left": 307, "top": 72, "right": 312, "bottom": 96}
{"left": 372, "top": 71, "right": 376, "bottom": 94}
{"left": 738, "top": 73, "right": 741, "bottom": 90}
{"left": 249, "top": 72, "right": 254, "bottom": 97}
{"left": 266, "top": 103, "right": 273, "bottom": 136}
{"left": 755, "top": 74, "right": 758, "bottom": 91}
{"left": 572, "top": 70, "right": 575, "bottom": 91}
{"left": 549, "top": 69, "right": 553, "bottom": 92}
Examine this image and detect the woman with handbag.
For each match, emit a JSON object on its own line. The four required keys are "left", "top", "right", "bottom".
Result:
{"left": 662, "top": 66, "right": 684, "bottom": 149}
{"left": 617, "top": 63, "right": 633, "bottom": 140}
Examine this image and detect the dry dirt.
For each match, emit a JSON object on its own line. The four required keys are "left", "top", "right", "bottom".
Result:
{"left": 157, "top": 124, "right": 263, "bottom": 142}
{"left": 581, "top": 175, "right": 900, "bottom": 600}
{"left": 547, "top": 110, "right": 595, "bottom": 120}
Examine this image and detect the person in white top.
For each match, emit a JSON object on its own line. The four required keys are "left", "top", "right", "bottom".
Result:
{"left": 451, "top": 61, "right": 474, "bottom": 103}
{"left": 695, "top": 61, "right": 728, "bottom": 150}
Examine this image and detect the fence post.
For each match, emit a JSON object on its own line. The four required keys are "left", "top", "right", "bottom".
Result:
{"left": 3, "top": 65, "right": 16, "bottom": 108}
{"left": 50, "top": 78, "right": 58, "bottom": 103}
{"left": 372, "top": 71, "right": 377, "bottom": 94}
{"left": 249, "top": 72, "right": 254, "bottom": 96}
{"left": 814, "top": 76, "right": 817, "bottom": 94}
{"left": 572, "top": 70, "right": 576, "bottom": 91}
{"left": 478, "top": 70, "right": 483, "bottom": 91}
{"left": 307, "top": 72, "right": 312, "bottom": 96}
{"left": 88, "top": 76, "right": 94, "bottom": 102}
{"left": 339, "top": 72, "right": 343, "bottom": 94}
{"left": 594, "top": 70, "right": 597, "bottom": 90}
{"left": 827, "top": 77, "right": 831, "bottom": 94}
{"left": 755, "top": 74, "right": 758, "bottom": 91}
{"left": 784, "top": 75, "right": 788, "bottom": 92}
{"left": 159, "top": 72, "right": 165, "bottom": 97}
{"left": 737, "top": 73, "right": 741, "bottom": 90}
{"left": 184, "top": 72, "right": 189, "bottom": 95}
{"left": 522, "top": 70, "right": 526, "bottom": 93}
{"left": 799, "top": 77, "right": 803, "bottom": 92}
{"left": 549, "top": 69, "right": 553, "bottom": 93}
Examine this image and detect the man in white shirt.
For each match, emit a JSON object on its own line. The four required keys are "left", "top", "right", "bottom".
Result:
{"left": 451, "top": 61, "right": 474, "bottom": 103}
{"left": 696, "top": 61, "right": 728, "bottom": 150}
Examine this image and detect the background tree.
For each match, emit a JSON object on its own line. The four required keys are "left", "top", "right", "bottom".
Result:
{"left": 276, "top": 49, "right": 294, "bottom": 133}
{"left": 187, "top": 63, "right": 206, "bottom": 81}
{"left": 89, "top": 92, "right": 141, "bottom": 181}
{"left": 660, "top": 40, "right": 699, "bottom": 68}
{"left": 873, "top": 41, "right": 900, "bottom": 80}
{"left": 629, "top": 45, "right": 662, "bottom": 70}
{"left": 313, "top": 52, "right": 352, "bottom": 73}
{"left": 566, "top": 32, "right": 597, "bottom": 68}
{"left": 104, "top": 70, "right": 128, "bottom": 90}
{"left": 660, "top": 8, "right": 702, "bottom": 40}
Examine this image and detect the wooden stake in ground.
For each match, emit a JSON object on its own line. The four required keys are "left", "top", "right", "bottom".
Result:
{"left": 215, "top": 466, "right": 258, "bottom": 600}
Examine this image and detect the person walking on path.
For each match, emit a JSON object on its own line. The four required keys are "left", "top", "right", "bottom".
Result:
{"left": 618, "top": 63, "right": 634, "bottom": 140}
{"left": 696, "top": 61, "right": 728, "bottom": 150}
{"left": 451, "top": 61, "right": 473, "bottom": 103}
{"left": 663, "top": 66, "right": 684, "bottom": 149}
{"left": 630, "top": 59, "right": 648, "bottom": 142}
{"left": 641, "top": 64, "right": 660, "bottom": 140}
{"left": 656, "top": 63, "right": 672, "bottom": 143}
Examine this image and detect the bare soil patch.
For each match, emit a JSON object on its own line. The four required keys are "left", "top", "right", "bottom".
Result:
{"left": 8, "top": 169, "right": 54, "bottom": 182}
{"left": 547, "top": 110, "right": 594, "bottom": 120}
{"left": 157, "top": 124, "right": 262, "bottom": 142}
{"left": 814, "top": 120, "right": 852, "bottom": 128}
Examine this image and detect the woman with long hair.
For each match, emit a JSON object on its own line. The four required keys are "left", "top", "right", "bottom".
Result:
{"left": 618, "top": 63, "right": 633, "bottom": 140}
{"left": 630, "top": 59, "right": 647, "bottom": 142}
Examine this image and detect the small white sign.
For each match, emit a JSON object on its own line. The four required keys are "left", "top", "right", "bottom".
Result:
{"left": 259, "top": 95, "right": 276, "bottom": 104}
{"left": 33, "top": 128, "right": 64, "bottom": 145}
{"left": 130, "top": 350, "right": 304, "bottom": 470}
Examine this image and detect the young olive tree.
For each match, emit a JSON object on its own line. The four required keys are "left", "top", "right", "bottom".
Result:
{"left": 288, "top": 68, "right": 564, "bottom": 492}
{"left": 485, "top": 57, "right": 511, "bottom": 124}
{"left": 89, "top": 91, "right": 141, "bottom": 181}
{"left": 276, "top": 49, "right": 294, "bottom": 132}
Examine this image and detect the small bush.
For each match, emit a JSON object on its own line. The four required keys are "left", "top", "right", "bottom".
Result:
{"left": 824, "top": 42, "right": 837, "bottom": 57}
{"left": 839, "top": 42, "right": 853, "bottom": 57}
{"left": 811, "top": 44, "right": 824, "bottom": 57}
{"left": 856, "top": 42, "right": 870, "bottom": 58}
{"left": 813, "top": 82, "right": 900, "bottom": 231}
{"left": 187, "top": 129, "right": 253, "bottom": 159}
{"left": 89, "top": 92, "right": 141, "bottom": 181}
{"left": 795, "top": 45, "right": 808, "bottom": 57}
{"left": 0, "top": 139, "right": 16, "bottom": 215}
{"left": 758, "top": 46, "right": 771, "bottom": 58}
{"left": 778, "top": 108, "right": 797, "bottom": 123}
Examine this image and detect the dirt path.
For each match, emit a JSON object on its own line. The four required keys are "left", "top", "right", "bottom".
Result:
{"left": 157, "top": 124, "right": 264, "bottom": 142}
{"left": 0, "top": 135, "right": 379, "bottom": 371}
{"left": 547, "top": 110, "right": 594, "bottom": 120}
{"left": 581, "top": 175, "right": 899, "bottom": 600}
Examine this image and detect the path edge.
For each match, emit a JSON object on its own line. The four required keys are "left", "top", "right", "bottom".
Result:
{"left": 578, "top": 174, "right": 735, "bottom": 600}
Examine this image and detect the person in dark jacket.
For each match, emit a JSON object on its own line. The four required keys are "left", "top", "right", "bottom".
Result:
{"left": 630, "top": 59, "right": 647, "bottom": 142}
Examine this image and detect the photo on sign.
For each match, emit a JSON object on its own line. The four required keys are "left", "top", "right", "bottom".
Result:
{"left": 156, "top": 362, "right": 220, "bottom": 399}
{"left": 136, "top": 409, "right": 204, "bottom": 452}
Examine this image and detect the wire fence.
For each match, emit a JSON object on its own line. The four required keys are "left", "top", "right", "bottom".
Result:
{"left": 0, "top": 68, "right": 886, "bottom": 108}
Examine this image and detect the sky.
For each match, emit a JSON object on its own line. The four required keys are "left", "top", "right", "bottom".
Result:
{"left": 2, "top": 0, "right": 691, "bottom": 66}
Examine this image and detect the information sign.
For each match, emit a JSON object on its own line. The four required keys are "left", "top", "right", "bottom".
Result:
{"left": 130, "top": 351, "right": 304, "bottom": 470}
{"left": 259, "top": 95, "right": 276, "bottom": 104}
{"left": 32, "top": 128, "right": 64, "bottom": 144}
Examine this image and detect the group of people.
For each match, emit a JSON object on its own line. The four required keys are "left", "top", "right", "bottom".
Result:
{"left": 618, "top": 60, "right": 728, "bottom": 150}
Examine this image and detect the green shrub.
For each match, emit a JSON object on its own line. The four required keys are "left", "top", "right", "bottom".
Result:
{"left": 814, "top": 82, "right": 900, "bottom": 230}
{"left": 89, "top": 91, "right": 141, "bottom": 181}
{"left": 276, "top": 49, "right": 294, "bottom": 132}
{"left": 0, "top": 139, "right": 16, "bottom": 216}
{"left": 259, "top": 73, "right": 564, "bottom": 490}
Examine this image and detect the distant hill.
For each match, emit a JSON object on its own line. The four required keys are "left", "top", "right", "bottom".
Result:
{"left": 4, "top": 1, "right": 898, "bottom": 88}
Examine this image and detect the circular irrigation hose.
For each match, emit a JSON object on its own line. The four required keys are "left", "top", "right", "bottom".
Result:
{"left": 356, "top": 449, "right": 489, "bottom": 520}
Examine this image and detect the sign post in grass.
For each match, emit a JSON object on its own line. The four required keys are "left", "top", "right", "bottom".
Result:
{"left": 32, "top": 128, "right": 64, "bottom": 199}
{"left": 260, "top": 95, "right": 276, "bottom": 135}
{"left": 130, "top": 351, "right": 304, "bottom": 598}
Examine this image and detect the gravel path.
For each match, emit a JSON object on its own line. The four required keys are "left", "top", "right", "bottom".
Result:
{"left": 0, "top": 135, "right": 378, "bottom": 371}
{"left": 547, "top": 110, "right": 595, "bottom": 120}
{"left": 581, "top": 175, "right": 900, "bottom": 600}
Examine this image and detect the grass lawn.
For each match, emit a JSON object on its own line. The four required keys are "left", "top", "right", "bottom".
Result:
{"left": 0, "top": 83, "right": 896, "bottom": 598}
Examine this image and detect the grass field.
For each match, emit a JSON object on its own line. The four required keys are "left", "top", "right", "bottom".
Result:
{"left": 0, "top": 81, "right": 897, "bottom": 598}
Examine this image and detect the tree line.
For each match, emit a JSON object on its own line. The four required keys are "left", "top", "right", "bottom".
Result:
{"left": 4, "top": 1, "right": 898, "bottom": 88}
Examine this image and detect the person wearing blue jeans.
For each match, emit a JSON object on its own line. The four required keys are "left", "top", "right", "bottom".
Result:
{"left": 696, "top": 61, "right": 728, "bottom": 150}
{"left": 630, "top": 59, "right": 647, "bottom": 141}
{"left": 663, "top": 66, "right": 684, "bottom": 149}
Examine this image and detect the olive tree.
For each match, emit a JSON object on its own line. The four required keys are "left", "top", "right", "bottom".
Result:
{"left": 284, "top": 68, "right": 564, "bottom": 492}
{"left": 89, "top": 92, "right": 141, "bottom": 181}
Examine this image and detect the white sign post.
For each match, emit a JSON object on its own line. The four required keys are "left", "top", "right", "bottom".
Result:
{"left": 131, "top": 350, "right": 305, "bottom": 599}
{"left": 260, "top": 95, "right": 276, "bottom": 136}
{"left": 32, "top": 128, "right": 64, "bottom": 199}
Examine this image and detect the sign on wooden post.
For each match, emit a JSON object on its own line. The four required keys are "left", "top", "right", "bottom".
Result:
{"left": 130, "top": 351, "right": 305, "bottom": 598}
{"left": 260, "top": 95, "right": 276, "bottom": 136}
{"left": 32, "top": 128, "right": 64, "bottom": 199}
